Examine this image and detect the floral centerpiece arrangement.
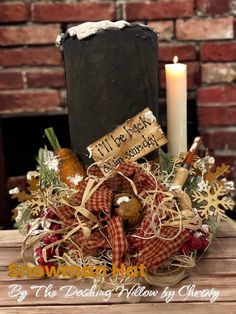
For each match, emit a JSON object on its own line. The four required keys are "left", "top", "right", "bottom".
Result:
{"left": 11, "top": 126, "right": 235, "bottom": 288}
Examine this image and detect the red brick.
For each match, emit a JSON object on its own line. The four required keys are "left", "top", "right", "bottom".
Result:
{"left": 197, "top": 0, "right": 230, "bottom": 15}
{"left": 160, "top": 62, "right": 200, "bottom": 90}
{"left": 0, "top": 71, "right": 23, "bottom": 90}
{"left": 198, "top": 107, "right": 236, "bottom": 126}
{"left": 26, "top": 69, "right": 65, "bottom": 88}
{"left": 200, "top": 42, "right": 236, "bottom": 61}
{"left": 0, "top": 2, "right": 30, "bottom": 23}
{"left": 0, "top": 25, "right": 60, "bottom": 46}
{"left": 32, "top": 2, "right": 115, "bottom": 22}
{"left": 159, "top": 44, "right": 196, "bottom": 62}
{"left": 198, "top": 86, "right": 236, "bottom": 106}
{"left": 202, "top": 63, "right": 236, "bottom": 84}
{"left": 148, "top": 21, "right": 174, "bottom": 41}
{"left": 176, "top": 17, "right": 233, "bottom": 40}
{"left": 187, "top": 63, "right": 201, "bottom": 90}
{"left": 0, "top": 47, "right": 62, "bottom": 66}
{"left": 202, "top": 131, "right": 236, "bottom": 150}
{"left": 126, "top": 0, "right": 194, "bottom": 20}
{"left": 197, "top": 0, "right": 206, "bottom": 14}
{"left": 0, "top": 90, "right": 61, "bottom": 113}
{"left": 234, "top": 18, "right": 236, "bottom": 38}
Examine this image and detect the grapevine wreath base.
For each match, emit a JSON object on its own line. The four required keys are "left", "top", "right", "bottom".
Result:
{"left": 12, "top": 133, "right": 235, "bottom": 289}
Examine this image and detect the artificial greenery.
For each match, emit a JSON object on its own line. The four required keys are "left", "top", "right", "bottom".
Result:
{"left": 159, "top": 148, "right": 174, "bottom": 175}
{"left": 36, "top": 146, "right": 60, "bottom": 189}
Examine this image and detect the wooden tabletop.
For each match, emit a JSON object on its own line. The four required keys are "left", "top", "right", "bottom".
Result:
{"left": 0, "top": 222, "right": 236, "bottom": 314}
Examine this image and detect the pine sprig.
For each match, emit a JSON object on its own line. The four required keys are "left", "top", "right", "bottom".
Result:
{"left": 183, "top": 175, "right": 202, "bottom": 195}
{"left": 159, "top": 148, "right": 174, "bottom": 174}
{"left": 203, "top": 216, "right": 218, "bottom": 237}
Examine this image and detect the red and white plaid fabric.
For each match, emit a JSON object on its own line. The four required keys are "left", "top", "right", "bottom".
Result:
{"left": 140, "top": 228, "right": 190, "bottom": 269}
{"left": 129, "top": 225, "right": 190, "bottom": 270}
{"left": 105, "top": 163, "right": 164, "bottom": 204}
{"left": 67, "top": 229, "right": 110, "bottom": 255}
{"left": 105, "top": 163, "right": 136, "bottom": 195}
{"left": 55, "top": 204, "right": 76, "bottom": 226}
{"left": 108, "top": 216, "right": 128, "bottom": 266}
{"left": 73, "top": 181, "right": 113, "bottom": 220}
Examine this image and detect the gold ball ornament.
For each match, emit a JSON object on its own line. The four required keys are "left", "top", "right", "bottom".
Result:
{"left": 113, "top": 193, "right": 143, "bottom": 228}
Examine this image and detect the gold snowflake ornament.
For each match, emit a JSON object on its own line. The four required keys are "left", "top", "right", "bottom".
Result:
{"left": 11, "top": 176, "right": 47, "bottom": 218}
{"left": 204, "top": 163, "right": 230, "bottom": 185}
{"left": 192, "top": 184, "right": 235, "bottom": 219}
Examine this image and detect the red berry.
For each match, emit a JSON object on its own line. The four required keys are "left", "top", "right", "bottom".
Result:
{"left": 27, "top": 223, "right": 32, "bottom": 231}
{"left": 36, "top": 256, "right": 46, "bottom": 266}
{"left": 52, "top": 224, "right": 60, "bottom": 230}
{"left": 188, "top": 236, "right": 202, "bottom": 250}
{"left": 42, "top": 233, "right": 60, "bottom": 245}
{"left": 35, "top": 247, "right": 56, "bottom": 261}
{"left": 42, "top": 235, "right": 52, "bottom": 245}
{"left": 35, "top": 247, "right": 43, "bottom": 257}
{"left": 180, "top": 243, "right": 190, "bottom": 255}
{"left": 46, "top": 248, "right": 55, "bottom": 258}
{"left": 49, "top": 234, "right": 61, "bottom": 243}
{"left": 200, "top": 237, "right": 209, "bottom": 250}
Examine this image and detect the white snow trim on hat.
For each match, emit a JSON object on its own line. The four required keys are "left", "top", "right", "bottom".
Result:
{"left": 68, "top": 20, "right": 130, "bottom": 40}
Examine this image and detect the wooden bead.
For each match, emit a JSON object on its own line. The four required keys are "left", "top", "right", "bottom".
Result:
{"left": 113, "top": 193, "right": 143, "bottom": 228}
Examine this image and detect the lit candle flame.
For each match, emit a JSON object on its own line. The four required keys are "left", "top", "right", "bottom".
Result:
{"left": 173, "top": 56, "right": 178, "bottom": 64}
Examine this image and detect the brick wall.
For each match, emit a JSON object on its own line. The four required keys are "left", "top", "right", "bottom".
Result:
{"left": 0, "top": 0, "right": 236, "bottom": 178}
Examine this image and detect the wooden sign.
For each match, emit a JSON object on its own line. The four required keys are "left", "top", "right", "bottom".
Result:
{"left": 87, "top": 108, "right": 167, "bottom": 175}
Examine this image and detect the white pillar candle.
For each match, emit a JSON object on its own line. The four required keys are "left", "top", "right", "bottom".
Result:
{"left": 165, "top": 56, "right": 187, "bottom": 155}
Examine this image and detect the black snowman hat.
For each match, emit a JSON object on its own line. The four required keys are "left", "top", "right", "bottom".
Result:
{"left": 60, "top": 21, "right": 159, "bottom": 165}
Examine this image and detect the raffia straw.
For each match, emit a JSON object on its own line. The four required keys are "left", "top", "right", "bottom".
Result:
{"left": 144, "top": 266, "right": 188, "bottom": 287}
{"left": 155, "top": 210, "right": 182, "bottom": 240}
{"left": 61, "top": 199, "right": 100, "bottom": 225}
{"left": 42, "top": 222, "right": 91, "bottom": 262}
{"left": 169, "top": 254, "right": 196, "bottom": 268}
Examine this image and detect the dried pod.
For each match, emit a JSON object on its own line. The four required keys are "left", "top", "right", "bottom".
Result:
{"left": 113, "top": 193, "right": 143, "bottom": 228}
